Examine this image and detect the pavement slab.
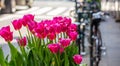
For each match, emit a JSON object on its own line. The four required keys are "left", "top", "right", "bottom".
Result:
{"left": 99, "top": 16, "right": 120, "bottom": 66}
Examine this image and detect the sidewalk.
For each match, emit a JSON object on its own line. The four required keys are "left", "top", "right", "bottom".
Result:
{"left": 82, "top": 16, "right": 120, "bottom": 66}
{"left": 99, "top": 16, "right": 120, "bottom": 66}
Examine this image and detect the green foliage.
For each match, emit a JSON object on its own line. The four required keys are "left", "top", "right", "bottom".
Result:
{"left": 0, "top": 37, "right": 82, "bottom": 66}
{"left": 0, "top": 47, "right": 6, "bottom": 66}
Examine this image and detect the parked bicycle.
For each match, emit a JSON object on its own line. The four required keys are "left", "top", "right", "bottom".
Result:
{"left": 70, "top": 0, "right": 106, "bottom": 66}
{"left": 70, "top": 0, "right": 91, "bottom": 56}
{"left": 89, "top": 8, "right": 103, "bottom": 66}
{"left": 74, "top": 20, "right": 87, "bottom": 55}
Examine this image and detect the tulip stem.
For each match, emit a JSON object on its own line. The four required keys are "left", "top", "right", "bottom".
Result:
{"left": 55, "top": 35, "right": 57, "bottom": 43}
{"left": 55, "top": 54, "right": 60, "bottom": 66}
{"left": 34, "top": 35, "right": 37, "bottom": 47}
{"left": 20, "top": 46, "right": 27, "bottom": 61}
{"left": 47, "top": 37, "right": 49, "bottom": 44}
{"left": 27, "top": 27, "right": 30, "bottom": 39}
{"left": 58, "top": 34, "right": 60, "bottom": 39}
{"left": 38, "top": 39, "right": 41, "bottom": 49}
{"left": 60, "top": 33, "right": 62, "bottom": 38}
{"left": 43, "top": 39, "right": 45, "bottom": 45}
{"left": 18, "top": 30, "right": 22, "bottom": 38}
{"left": 63, "top": 33, "right": 66, "bottom": 38}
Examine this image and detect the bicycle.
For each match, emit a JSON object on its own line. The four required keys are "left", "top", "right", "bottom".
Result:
{"left": 70, "top": 0, "right": 104, "bottom": 66}
{"left": 72, "top": 11, "right": 90, "bottom": 55}
{"left": 70, "top": 0, "right": 91, "bottom": 56}
{"left": 89, "top": 11, "right": 103, "bottom": 66}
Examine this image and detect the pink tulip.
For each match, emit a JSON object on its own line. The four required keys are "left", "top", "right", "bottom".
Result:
{"left": 34, "top": 30, "right": 47, "bottom": 39}
{"left": 34, "top": 22, "right": 44, "bottom": 34}
{"left": 59, "top": 38, "right": 71, "bottom": 48}
{"left": 68, "top": 31, "right": 78, "bottom": 41}
{"left": 18, "top": 37, "right": 27, "bottom": 47}
{"left": 56, "top": 19, "right": 67, "bottom": 32}
{"left": 40, "top": 31, "right": 48, "bottom": 39}
{"left": 21, "top": 18, "right": 28, "bottom": 26}
{"left": 12, "top": 19, "right": 22, "bottom": 30}
{"left": 22, "top": 14, "right": 34, "bottom": 26}
{"left": 48, "top": 43, "right": 60, "bottom": 54}
{"left": 53, "top": 16, "right": 72, "bottom": 32}
{"left": 63, "top": 17, "right": 71, "bottom": 27}
{"left": 67, "top": 24, "right": 77, "bottom": 32}
{"left": 48, "top": 25, "right": 55, "bottom": 33}
{"left": 23, "top": 14, "right": 34, "bottom": 21}
{"left": 66, "top": 17, "right": 72, "bottom": 26}
{"left": 28, "top": 21, "right": 37, "bottom": 33}
{"left": 53, "top": 16, "right": 63, "bottom": 22}
{"left": 61, "top": 24, "right": 68, "bottom": 32}
{"left": 48, "top": 32, "right": 56, "bottom": 40}
{"left": 73, "top": 54, "right": 82, "bottom": 64}
{"left": 34, "top": 22, "right": 48, "bottom": 39}
{"left": 34, "top": 33, "right": 41, "bottom": 39}
{"left": 0, "top": 26, "right": 13, "bottom": 42}
{"left": 60, "top": 46, "right": 64, "bottom": 54}
{"left": 54, "top": 23, "right": 62, "bottom": 33}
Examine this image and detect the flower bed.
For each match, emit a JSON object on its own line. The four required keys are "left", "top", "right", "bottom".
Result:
{"left": 0, "top": 14, "right": 84, "bottom": 66}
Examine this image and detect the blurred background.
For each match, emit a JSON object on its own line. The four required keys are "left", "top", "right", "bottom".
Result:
{"left": 0, "top": 0, "right": 120, "bottom": 66}
{"left": 0, "top": 0, "right": 120, "bottom": 21}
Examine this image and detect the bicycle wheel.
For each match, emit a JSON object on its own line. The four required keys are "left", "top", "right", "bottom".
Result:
{"left": 93, "top": 29, "right": 102, "bottom": 66}
{"left": 92, "top": 36, "right": 98, "bottom": 66}
{"left": 96, "top": 29, "right": 102, "bottom": 61}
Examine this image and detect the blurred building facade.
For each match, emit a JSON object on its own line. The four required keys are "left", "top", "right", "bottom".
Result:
{"left": 101, "top": 0, "right": 120, "bottom": 21}
{"left": 0, "top": 0, "right": 33, "bottom": 14}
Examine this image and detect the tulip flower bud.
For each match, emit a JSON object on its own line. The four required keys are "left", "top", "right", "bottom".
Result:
{"left": 73, "top": 54, "right": 82, "bottom": 64}
{"left": 48, "top": 43, "right": 60, "bottom": 54}
{"left": 0, "top": 26, "right": 13, "bottom": 42}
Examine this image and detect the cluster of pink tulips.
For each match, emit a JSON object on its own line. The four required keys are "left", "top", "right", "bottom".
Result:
{"left": 0, "top": 14, "right": 83, "bottom": 66}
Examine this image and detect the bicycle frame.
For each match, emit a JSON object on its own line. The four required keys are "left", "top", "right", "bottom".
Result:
{"left": 89, "top": 19, "right": 102, "bottom": 66}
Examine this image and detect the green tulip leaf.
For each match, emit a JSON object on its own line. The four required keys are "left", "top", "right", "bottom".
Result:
{"left": 0, "top": 47, "right": 6, "bottom": 66}
{"left": 8, "top": 43, "right": 18, "bottom": 60}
